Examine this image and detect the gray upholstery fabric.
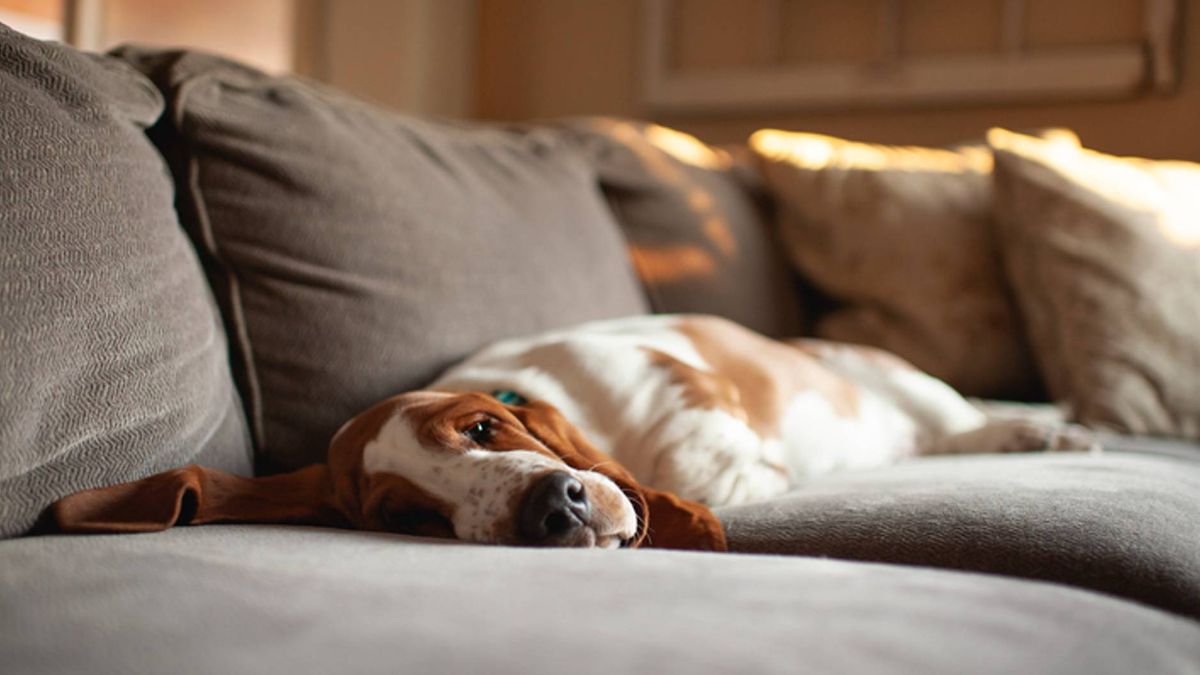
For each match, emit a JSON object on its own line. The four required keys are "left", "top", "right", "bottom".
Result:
{"left": 112, "top": 48, "right": 649, "bottom": 473}
{"left": 717, "top": 450, "right": 1200, "bottom": 620}
{"left": 0, "top": 27, "right": 252, "bottom": 538}
{"left": 3, "top": 525, "right": 1199, "bottom": 675}
{"left": 558, "top": 118, "right": 803, "bottom": 338}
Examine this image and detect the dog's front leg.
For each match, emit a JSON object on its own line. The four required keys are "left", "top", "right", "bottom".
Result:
{"left": 920, "top": 419, "right": 1101, "bottom": 456}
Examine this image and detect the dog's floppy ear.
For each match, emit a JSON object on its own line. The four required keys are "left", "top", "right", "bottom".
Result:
{"left": 511, "top": 401, "right": 727, "bottom": 552}
{"left": 42, "top": 464, "right": 349, "bottom": 534}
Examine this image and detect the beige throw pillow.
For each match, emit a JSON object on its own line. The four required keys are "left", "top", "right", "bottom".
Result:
{"left": 989, "top": 129, "right": 1200, "bottom": 439}
{"left": 750, "top": 129, "right": 1076, "bottom": 399}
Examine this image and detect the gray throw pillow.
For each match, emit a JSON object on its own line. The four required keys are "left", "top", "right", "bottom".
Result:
{"left": 113, "top": 48, "right": 650, "bottom": 473}
{"left": 558, "top": 118, "right": 803, "bottom": 338}
{"left": 0, "top": 26, "right": 253, "bottom": 537}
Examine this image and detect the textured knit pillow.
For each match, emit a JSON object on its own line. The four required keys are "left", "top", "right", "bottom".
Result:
{"left": 990, "top": 128, "right": 1200, "bottom": 439}
{"left": 113, "top": 48, "right": 650, "bottom": 473}
{"left": 558, "top": 118, "right": 802, "bottom": 338}
{"left": 750, "top": 129, "right": 1078, "bottom": 399}
{"left": 0, "top": 27, "right": 252, "bottom": 537}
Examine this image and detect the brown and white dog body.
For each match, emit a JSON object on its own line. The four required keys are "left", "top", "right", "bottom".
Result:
{"left": 431, "top": 314, "right": 1096, "bottom": 508}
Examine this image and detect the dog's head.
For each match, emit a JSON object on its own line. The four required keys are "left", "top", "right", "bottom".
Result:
{"left": 333, "top": 391, "right": 642, "bottom": 548}
{"left": 46, "top": 392, "right": 725, "bottom": 551}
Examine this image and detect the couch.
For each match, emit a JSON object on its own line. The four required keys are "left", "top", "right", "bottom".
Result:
{"left": 2, "top": 25, "right": 1199, "bottom": 674}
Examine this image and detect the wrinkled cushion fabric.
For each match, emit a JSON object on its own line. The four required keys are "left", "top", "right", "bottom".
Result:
{"left": 113, "top": 48, "right": 649, "bottom": 473}
{"left": 990, "top": 129, "right": 1200, "bottom": 439}
{"left": 750, "top": 129, "right": 1080, "bottom": 399}
{"left": 717, "top": 450, "right": 1200, "bottom": 620}
{"left": 559, "top": 118, "right": 803, "bottom": 338}
{"left": 0, "top": 26, "right": 252, "bottom": 538}
{"left": 3, "top": 526, "right": 1199, "bottom": 675}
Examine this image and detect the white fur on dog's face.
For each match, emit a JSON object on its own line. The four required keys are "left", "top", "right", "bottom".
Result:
{"left": 356, "top": 392, "right": 637, "bottom": 548}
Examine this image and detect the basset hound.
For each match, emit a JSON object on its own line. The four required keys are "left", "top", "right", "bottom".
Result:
{"left": 45, "top": 314, "right": 1095, "bottom": 551}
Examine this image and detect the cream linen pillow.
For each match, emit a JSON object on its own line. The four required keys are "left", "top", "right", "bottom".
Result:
{"left": 751, "top": 129, "right": 1077, "bottom": 399}
{"left": 989, "top": 129, "right": 1200, "bottom": 439}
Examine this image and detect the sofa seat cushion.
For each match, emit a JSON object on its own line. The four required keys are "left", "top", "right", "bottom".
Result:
{"left": 717, "top": 447, "right": 1200, "bottom": 620}
{"left": 3, "top": 525, "right": 1199, "bottom": 675}
{"left": 0, "top": 26, "right": 252, "bottom": 538}
{"left": 111, "top": 48, "right": 650, "bottom": 472}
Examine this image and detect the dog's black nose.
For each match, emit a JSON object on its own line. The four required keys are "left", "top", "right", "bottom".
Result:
{"left": 518, "top": 472, "right": 590, "bottom": 543}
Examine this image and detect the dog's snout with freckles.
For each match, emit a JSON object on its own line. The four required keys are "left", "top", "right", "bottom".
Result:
{"left": 516, "top": 471, "right": 637, "bottom": 548}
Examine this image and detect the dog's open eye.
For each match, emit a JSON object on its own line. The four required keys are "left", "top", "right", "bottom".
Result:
{"left": 462, "top": 418, "right": 497, "bottom": 445}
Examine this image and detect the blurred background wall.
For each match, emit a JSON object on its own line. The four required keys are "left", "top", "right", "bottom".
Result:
{"left": 5, "top": 0, "right": 1193, "bottom": 159}
{"left": 476, "top": 0, "right": 1199, "bottom": 160}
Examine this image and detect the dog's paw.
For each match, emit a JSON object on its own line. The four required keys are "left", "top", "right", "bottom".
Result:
{"left": 1000, "top": 421, "right": 1102, "bottom": 454}
{"left": 1048, "top": 423, "right": 1103, "bottom": 453}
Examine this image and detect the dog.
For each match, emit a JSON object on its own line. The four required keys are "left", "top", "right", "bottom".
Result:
{"left": 45, "top": 314, "right": 1095, "bottom": 550}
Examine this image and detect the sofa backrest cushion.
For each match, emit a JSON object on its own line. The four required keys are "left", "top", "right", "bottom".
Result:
{"left": 558, "top": 118, "right": 803, "bottom": 338}
{"left": 0, "top": 26, "right": 253, "bottom": 537}
{"left": 113, "top": 48, "right": 650, "bottom": 473}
